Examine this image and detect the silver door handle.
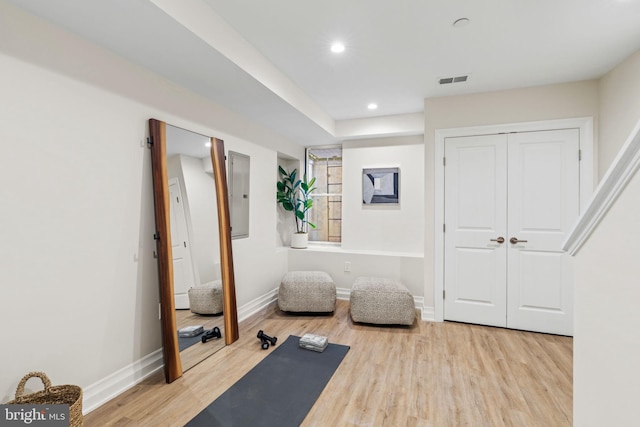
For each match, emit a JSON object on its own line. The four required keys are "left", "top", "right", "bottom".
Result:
{"left": 490, "top": 237, "right": 505, "bottom": 244}
{"left": 510, "top": 237, "right": 528, "bottom": 244}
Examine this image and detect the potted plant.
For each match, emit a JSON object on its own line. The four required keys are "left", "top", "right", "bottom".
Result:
{"left": 276, "top": 166, "right": 316, "bottom": 248}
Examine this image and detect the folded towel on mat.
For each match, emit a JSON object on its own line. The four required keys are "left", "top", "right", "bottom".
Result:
{"left": 299, "top": 333, "right": 328, "bottom": 352}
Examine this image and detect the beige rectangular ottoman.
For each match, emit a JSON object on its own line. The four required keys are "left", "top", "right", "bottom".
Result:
{"left": 350, "top": 276, "right": 415, "bottom": 325}
{"left": 188, "top": 280, "right": 223, "bottom": 315}
{"left": 278, "top": 271, "right": 336, "bottom": 313}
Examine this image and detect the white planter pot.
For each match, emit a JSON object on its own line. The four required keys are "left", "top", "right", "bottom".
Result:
{"left": 291, "top": 232, "right": 308, "bottom": 249}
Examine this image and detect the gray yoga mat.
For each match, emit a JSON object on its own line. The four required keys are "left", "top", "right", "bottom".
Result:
{"left": 178, "top": 333, "right": 202, "bottom": 352}
{"left": 186, "top": 335, "right": 350, "bottom": 427}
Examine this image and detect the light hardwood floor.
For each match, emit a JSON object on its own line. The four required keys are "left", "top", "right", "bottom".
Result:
{"left": 85, "top": 300, "right": 572, "bottom": 426}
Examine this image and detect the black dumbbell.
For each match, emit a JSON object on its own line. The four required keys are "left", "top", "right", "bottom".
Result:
{"left": 257, "top": 330, "right": 277, "bottom": 349}
{"left": 201, "top": 326, "right": 222, "bottom": 343}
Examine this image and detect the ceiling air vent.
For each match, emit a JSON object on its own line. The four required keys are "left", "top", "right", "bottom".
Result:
{"left": 439, "top": 75, "right": 469, "bottom": 85}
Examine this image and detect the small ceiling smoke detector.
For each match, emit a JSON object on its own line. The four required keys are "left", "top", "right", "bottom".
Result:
{"left": 439, "top": 75, "right": 470, "bottom": 85}
{"left": 453, "top": 18, "right": 470, "bottom": 28}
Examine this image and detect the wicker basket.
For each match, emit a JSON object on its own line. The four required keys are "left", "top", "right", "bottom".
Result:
{"left": 8, "top": 372, "right": 83, "bottom": 427}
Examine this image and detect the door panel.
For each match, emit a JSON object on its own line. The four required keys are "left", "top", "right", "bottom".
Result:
{"left": 169, "top": 178, "right": 196, "bottom": 309}
{"left": 517, "top": 251, "right": 564, "bottom": 309}
{"left": 507, "top": 129, "right": 579, "bottom": 335}
{"left": 456, "top": 248, "right": 502, "bottom": 304}
{"left": 444, "top": 134, "right": 507, "bottom": 327}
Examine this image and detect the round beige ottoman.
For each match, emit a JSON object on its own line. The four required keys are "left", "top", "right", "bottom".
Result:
{"left": 278, "top": 271, "right": 336, "bottom": 313}
{"left": 350, "top": 276, "right": 415, "bottom": 325}
{"left": 188, "top": 280, "right": 223, "bottom": 315}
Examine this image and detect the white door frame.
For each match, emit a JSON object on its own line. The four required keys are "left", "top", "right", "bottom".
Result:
{"left": 433, "top": 117, "right": 594, "bottom": 322}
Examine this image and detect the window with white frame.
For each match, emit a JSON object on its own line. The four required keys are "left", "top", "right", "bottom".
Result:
{"left": 306, "top": 146, "right": 342, "bottom": 243}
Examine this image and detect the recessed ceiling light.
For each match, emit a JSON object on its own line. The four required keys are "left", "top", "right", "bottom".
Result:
{"left": 331, "top": 42, "right": 345, "bottom": 53}
{"left": 367, "top": 103, "right": 378, "bottom": 110}
{"left": 205, "top": 141, "right": 212, "bottom": 148}
{"left": 453, "top": 18, "right": 470, "bottom": 28}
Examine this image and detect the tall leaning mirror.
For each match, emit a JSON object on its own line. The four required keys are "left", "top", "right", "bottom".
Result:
{"left": 149, "top": 119, "right": 239, "bottom": 383}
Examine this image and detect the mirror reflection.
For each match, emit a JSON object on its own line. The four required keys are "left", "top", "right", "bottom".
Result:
{"left": 166, "top": 124, "right": 226, "bottom": 371}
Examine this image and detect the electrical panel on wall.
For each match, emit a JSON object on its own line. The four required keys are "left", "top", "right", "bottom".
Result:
{"left": 229, "top": 151, "right": 250, "bottom": 239}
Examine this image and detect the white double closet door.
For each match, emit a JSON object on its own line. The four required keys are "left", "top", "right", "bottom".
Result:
{"left": 444, "top": 129, "right": 579, "bottom": 336}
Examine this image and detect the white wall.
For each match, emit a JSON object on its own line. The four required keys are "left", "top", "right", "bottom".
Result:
{"left": 342, "top": 135, "right": 425, "bottom": 254}
{"left": 573, "top": 49, "right": 640, "bottom": 426}
{"left": 0, "top": 3, "right": 297, "bottom": 405}
{"left": 598, "top": 50, "right": 640, "bottom": 179}
{"left": 226, "top": 141, "right": 297, "bottom": 306}
{"left": 423, "top": 80, "right": 599, "bottom": 309}
{"left": 572, "top": 167, "right": 640, "bottom": 427}
{"left": 288, "top": 248, "right": 424, "bottom": 299}
{"left": 286, "top": 135, "right": 426, "bottom": 299}
{"left": 335, "top": 112, "right": 424, "bottom": 139}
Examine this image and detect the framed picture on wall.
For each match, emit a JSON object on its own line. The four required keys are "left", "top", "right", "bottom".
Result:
{"left": 362, "top": 167, "right": 400, "bottom": 204}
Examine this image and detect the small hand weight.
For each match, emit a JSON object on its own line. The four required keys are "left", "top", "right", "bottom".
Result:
{"left": 257, "top": 330, "right": 277, "bottom": 349}
{"left": 201, "top": 326, "right": 222, "bottom": 343}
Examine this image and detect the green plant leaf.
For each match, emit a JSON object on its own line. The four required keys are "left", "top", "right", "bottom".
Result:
{"left": 308, "top": 222, "right": 316, "bottom": 228}
{"left": 276, "top": 167, "right": 317, "bottom": 230}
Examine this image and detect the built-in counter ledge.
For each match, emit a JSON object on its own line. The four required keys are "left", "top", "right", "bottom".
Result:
{"left": 563, "top": 117, "right": 640, "bottom": 255}
{"left": 289, "top": 244, "right": 424, "bottom": 259}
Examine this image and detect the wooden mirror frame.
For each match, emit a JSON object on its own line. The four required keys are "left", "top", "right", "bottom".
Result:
{"left": 149, "top": 119, "right": 239, "bottom": 383}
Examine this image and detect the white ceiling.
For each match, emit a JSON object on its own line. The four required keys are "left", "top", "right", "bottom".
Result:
{"left": 7, "top": 0, "right": 640, "bottom": 146}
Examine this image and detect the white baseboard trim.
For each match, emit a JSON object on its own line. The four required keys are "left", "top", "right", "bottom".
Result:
{"left": 336, "top": 287, "right": 351, "bottom": 300}
{"left": 413, "top": 296, "right": 424, "bottom": 320}
{"left": 237, "top": 288, "right": 279, "bottom": 322}
{"left": 421, "top": 305, "right": 435, "bottom": 321}
{"left": 82, "top": 349, "right": 163, "bottom": 414}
